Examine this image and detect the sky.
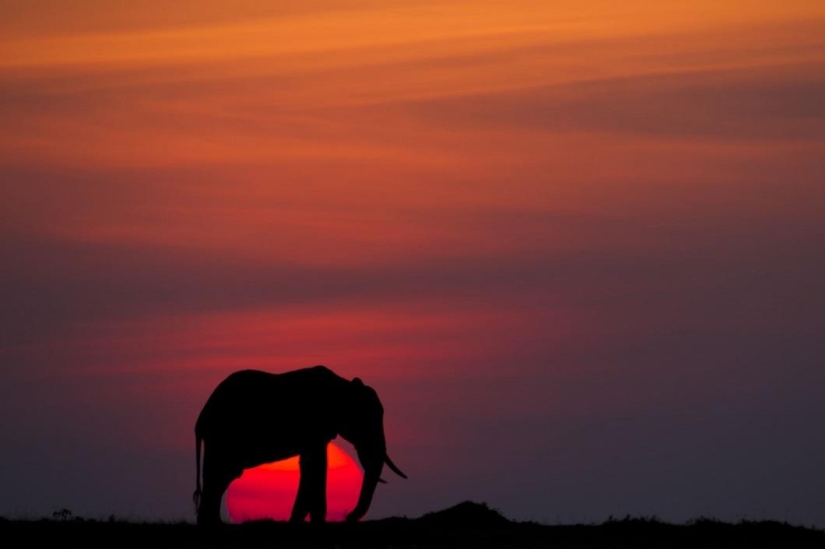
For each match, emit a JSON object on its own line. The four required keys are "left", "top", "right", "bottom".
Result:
{"left": 1, "top": 0, "right": 825, "bottom": 526}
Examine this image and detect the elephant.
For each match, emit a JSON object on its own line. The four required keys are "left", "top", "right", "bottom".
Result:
{"left": 192, "top": 365, "right": 407, "bottom": 525}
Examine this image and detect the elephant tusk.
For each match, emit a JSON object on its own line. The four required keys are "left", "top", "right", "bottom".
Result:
{"left": 385, "top": 454, "right": 408, "bottom": 479}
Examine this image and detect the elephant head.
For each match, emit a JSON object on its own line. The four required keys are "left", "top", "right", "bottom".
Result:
{"left": 337, "top": 377, "right": 407, "bottom": 522}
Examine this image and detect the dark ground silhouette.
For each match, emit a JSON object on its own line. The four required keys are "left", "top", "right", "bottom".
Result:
{"left": 3, "top": 501, "right": 824, "bottom": 548}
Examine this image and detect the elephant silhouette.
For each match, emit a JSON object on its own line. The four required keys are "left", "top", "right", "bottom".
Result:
{"left": 193, "top": 365, "right": 407, "bottom": 525}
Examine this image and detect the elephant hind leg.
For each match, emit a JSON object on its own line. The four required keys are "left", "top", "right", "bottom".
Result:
{"left": 196, "top": 490, "right": 222, "bottom": 526}
{"left": 198, "top": 444, "right": 241, "bottom": 526}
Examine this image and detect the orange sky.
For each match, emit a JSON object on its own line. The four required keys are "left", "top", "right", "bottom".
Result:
{"left": 1, "top": 0, "right": 824, "bottom": 526}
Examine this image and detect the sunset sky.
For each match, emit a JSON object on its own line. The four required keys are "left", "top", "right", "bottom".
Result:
{"left": 1, "top": 1, "right": 824, "bottom": 526}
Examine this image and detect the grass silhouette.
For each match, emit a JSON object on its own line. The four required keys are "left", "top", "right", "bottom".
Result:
{"left": 2, "top": 501, "right": 824, "bottom": 548}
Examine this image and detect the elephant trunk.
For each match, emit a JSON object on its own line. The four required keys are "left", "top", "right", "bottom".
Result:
{"left": 347, "top": 465, "right": 382, "bottom": 522}
{"left": 346, "top": 439, "right": 386, "bottom": 522}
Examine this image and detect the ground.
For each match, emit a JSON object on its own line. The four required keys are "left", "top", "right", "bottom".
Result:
{"left": 2, "top": 501, "right": 823, "bottom": 548}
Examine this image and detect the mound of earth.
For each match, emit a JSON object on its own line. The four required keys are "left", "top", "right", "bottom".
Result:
{"left": 418, "top": 501, "right": 510, "bottom": 527}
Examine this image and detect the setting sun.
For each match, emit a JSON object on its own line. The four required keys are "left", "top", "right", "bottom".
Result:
{"left": 225, "top": 442, "right": 362, "bottom": 523}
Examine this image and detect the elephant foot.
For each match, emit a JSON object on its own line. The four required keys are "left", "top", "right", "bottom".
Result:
{"left": 197, "top": 511, "right": 221, "bottom": 527}
{"left": 196, "top": 496, "right": 223, "bottom": 527}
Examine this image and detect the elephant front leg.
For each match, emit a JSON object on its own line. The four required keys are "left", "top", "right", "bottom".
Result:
{"left": 290, "top": 443, "right": 328, "bottom": 524}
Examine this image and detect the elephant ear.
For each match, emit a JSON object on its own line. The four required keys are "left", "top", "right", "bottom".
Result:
{"left": 349, "top": 377, "right": 381, "bottom": 415}
{"left": 351, "top": 378, "right": 379, "bottom": 404}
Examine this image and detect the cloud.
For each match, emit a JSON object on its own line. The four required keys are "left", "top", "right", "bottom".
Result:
{"left": 394, "top": 61, "right": 825, "bottom": 141}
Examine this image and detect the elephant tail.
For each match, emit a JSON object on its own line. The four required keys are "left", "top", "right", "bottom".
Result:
{"left": 193, "top": 433, "right": 203, "bottom": 512}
